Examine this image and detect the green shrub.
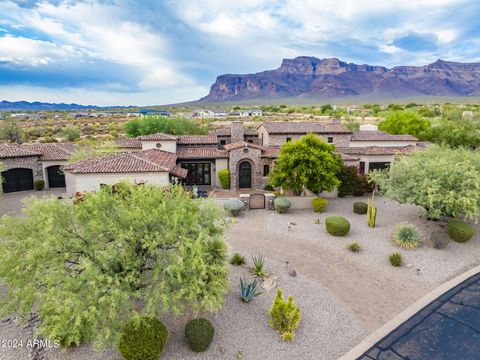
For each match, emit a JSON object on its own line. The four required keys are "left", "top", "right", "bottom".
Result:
{"left": 447, "top": 220, "right": 474, "bottom": 243}
{"left": 389, "top": 253, "right": 402, "bottom": 267}
{"left": 250, "top": 254, "right": 266, "bottom": 278}
{"left": 347, "top": 242, "right": 361, "bottom": 253}
{"left": 218, "top": 169, "right": 230, "bottom": 189}
{"left": 224, "top": 198, "right": 244, "bottom": 216}
{"left": 391, "top": 223, "right": 422, "bottom": 249}
{"left": 312, "top": 197, "right": 328, "bottom": 213}
{"left": 431, "top": 230, "right": 450, "bottom": 249}
{"left": 185, "top": 318, "right": 214, "bottom": 352}
{"left": 325, "top": 216, "right": 350, "bottom": 236}
{"left": 34, "top": 179, "right": 45, "bottom": 191}
{"left": 353, "top": 202, "right": 368, "bottom": 214}
{"left": 230, "top": 252, "right": 246, "bottom": 266}
{"left": 264, "top": 184, "right": 274, "bottom": 191}
{"left": 274, "top": 198, "right": 291, "bottom": 213}
{"left": 269, "top": 288, "right": 301, "bottom": 341}
{"left": 117, "top": 317, "right": 168, "bottom": 360}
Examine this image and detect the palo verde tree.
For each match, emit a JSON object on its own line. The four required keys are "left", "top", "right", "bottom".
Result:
{"left": 378, "top": 110, "right": 431, "bottom": 138}
{"left": 124, "top": 116, "right": 207, "bottom": 137}
{"left": 369, "top": 145, "right": 480, "bottom": 220}
{"left": 0, "top": 183, "right": 229, "bottom": 349}
{"left": 269, "top": 133, "right": 343, "bottom": 194}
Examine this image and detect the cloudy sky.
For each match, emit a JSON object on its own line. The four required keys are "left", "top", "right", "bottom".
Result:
{"left": 0, "top": 0, "right": 479, "bottom": 106}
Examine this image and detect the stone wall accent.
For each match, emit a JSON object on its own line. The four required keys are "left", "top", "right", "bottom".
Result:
{"left": 229, "top": 147, "right": 263, "bottom": 190}
{"left": 1, "top": 156, "right": 43, "bottom": 181}
{"left": 230, "top": 122, "right": 245, "bottom": 143}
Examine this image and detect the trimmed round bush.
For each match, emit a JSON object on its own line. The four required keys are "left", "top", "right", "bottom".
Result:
{"left": 447, "top": 220, "right": 474, "bottom": 243}
{"left": 431, "top": 230, "right": 450, "bottom": 249}
{"left": 185, "top": 318, "right": 214, "bottom": 353}
{"left": 391, "top": 223, "right": 422, "bottom": 249}
{"left": 224, "top": 198, "right": 244, "bottom": 217}
{"left": 325, "top": 216, "right": 350, "bottom": 236}
{"left": 389, "top": 252, "right": 402, "bottom": 267}
{"left": 353, "top": 201, "right": 368, "bottom": 214}
{"left": 274, "top": 198, "right": 291, "bottom": 213}
{"left": 118, "top": 317, "right": 168, "bottom": 360}
{"left": 312, "top": 197, "right": 328, "bottom": 213}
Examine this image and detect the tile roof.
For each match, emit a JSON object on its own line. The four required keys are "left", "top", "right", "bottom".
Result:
{"left": 337, "top": 145, "right": 419, "bottom": 156}
{"left": 261, "top": 146, "right": 280, "bottom": 158}
{"left": 350, "top": 131, "right": 418, "bottom": 141}
{"left": 176, "top": 147, "right": 229, "bottom": 159}
{"left": 258, "top": 121, "right": 352, "bottom": 134}
{"left": 223, "top": 142, "right": 265, "bottom": 152}
{"left": 0, "top": 145, "right": 41, "bottom": 159}
{"left": 63, "top": 149, "right": 182, "bottom": 175}
{"left": 27, "top": 144, "right": 77, "bottom": 161}
{"left": 115, "top": 137, "right": 142, "bottom": 148}
{"left": 136, "top": 133, "right": 177, "bottom": 141}
{"left": 177, "top": 135, "right": 218, "bottom": 144}
{"left": 209, "top": 127, "right": 259, "bottom": 136}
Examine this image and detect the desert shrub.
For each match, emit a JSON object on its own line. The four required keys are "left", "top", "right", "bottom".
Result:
{"left": 251, "top": 254, "right": 266, "bottom": 278}
{"left": 224, "top": 198, "right": 244, "bottom": 216}
{"left": 347, "top": 242, "right": 361, "bottom": 253}
{"left": 337, "top": 165, "right": 357, "bottom": 197}
{"left": 230, "top": 252, "right": 246, "bottom": 266}
{"left": 391, "top": 223, "right": 422, "bottom": 249}
{"left": 239, "top": 276, "right": 262, "bottom": 302}
{"left": 218, "top": 169, "right": 230, "bottom": 189}
{"left": 269, "top": 288, "right": 301, "bottom": 341}
{"left": 447, "top": 220, "right": 474, "bottom": 243}
{"left": 389, "top": 252, "right": 402, "bottom": 267}
{"left": 34, "top": 179, "right": 45, "bottom": 191}
{"left": 274, "top": 198, "right": 291, "bottom": 213}
{"left": 117, "top": 317, "right": 168, "bottom": 360}
{"left": 353, "top": 202, "right": 368, "bottom": 214}
{"left": 431, "top": 230, "right": 450, "bottom": 249}
{"left": 312, "top": 197, "right": 328, "bottom": 213}
{"left": 355, "top": 175, "right": 373, "bottom": 196}
{"left": 185, "top": 318, "right": 214, "bottom": 352}
{"left": 325, "top": 216, "right": 350, "bottom": 236}
{"left": 264, "top": 184, "right": 274, "bottom": 191}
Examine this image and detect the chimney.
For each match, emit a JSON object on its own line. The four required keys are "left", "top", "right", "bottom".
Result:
{"left": 359, "top": 124, "right": 378, "bottom": 131}
{"left": 231, "top": 121, "right": 245, "bottom": 143}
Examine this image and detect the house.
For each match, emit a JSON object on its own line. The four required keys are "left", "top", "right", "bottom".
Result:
{"left": 193, "top": 109, "right": 215, "bottom": 118}
{"left": 138, "top": 109, "right": 171, "bottom": 117}
{"left": 1, "top": 121, "right": 424, "bottom": 195}
{"left": 0, "top": 144, "right": 76, "bottom": 193}
{"left": 238, "top": 109, "right": 263, "bottom": 117}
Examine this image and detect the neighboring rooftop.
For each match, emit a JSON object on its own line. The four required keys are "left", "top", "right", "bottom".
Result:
{"left": 351, "top": 131, "right": 418, "bottom": 142}
{"left": 176, "top": 147, "right": 229, "bottom": 159}
{"left": 115, "top": 137, "right": 142, "bottom": 149}
{"left": 177, "top": 135, "right": 218, "bottom": 145}
{"left": 0, "top": 145, "right": 41, "bottom": 159}
{"left": 27, "top": 144, "right": 77, "bottom": 161}
{"left": 209, "top": 127, "right": 259, "bottom": 136}
{"left": 338, "top": 145, "right": 419, "bottom": 156}
{"left": 136, "top": 133, "right": 177, "bottom": 141}
{"left": 259, "top": 121, "right": 352, "bottom": 134}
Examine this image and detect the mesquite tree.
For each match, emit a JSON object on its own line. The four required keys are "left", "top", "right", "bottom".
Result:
{"left": 0, "top": 183, "right": 229, "bottom": 349}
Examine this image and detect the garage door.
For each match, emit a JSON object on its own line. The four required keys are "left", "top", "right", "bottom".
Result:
{"left": 1, "top": 168, "right": 34, "bottom": 193}
{"left": 47, "top": 165, "right": 66, "bottom": 188}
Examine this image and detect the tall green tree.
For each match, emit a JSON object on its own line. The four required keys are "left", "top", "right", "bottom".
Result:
{"left": 124, "top": 116, "right": 207, "bottom": 137}
{"left": 369, "top": 146, "right": 480, "bottom": 220}
{"left": 269, "top": 134, "right": 343, "bottom": 194}
{"left": 0, "top": 183, "right": 228, "bottom": 349}
{"left": 422, "top": 119, "right": 480, "bottom": 149}
{"left": 378, "top": 111, "right": 431, "bottom": 137}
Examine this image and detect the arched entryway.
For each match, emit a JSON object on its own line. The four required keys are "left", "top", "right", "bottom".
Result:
{"left": 46, "top": 165, "right": 66, "bottom": 188}
{"left": 238, "top": 161, "right": 252, "bottom": 188}
{"left": 1, "top": 168, "right": 34, "bottom": 193}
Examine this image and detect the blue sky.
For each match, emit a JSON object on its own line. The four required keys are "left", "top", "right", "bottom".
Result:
{"left": 0, "top": 0, "right": 480, "bottom": 105}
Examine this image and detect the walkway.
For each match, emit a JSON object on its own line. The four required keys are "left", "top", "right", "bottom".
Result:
{"left": 358, "top": 272, "right": 480, "bottom": 359}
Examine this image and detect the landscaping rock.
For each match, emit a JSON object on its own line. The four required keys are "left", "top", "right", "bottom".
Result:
{"left": 224, "top": 198, "right": 245, "bottom": 217}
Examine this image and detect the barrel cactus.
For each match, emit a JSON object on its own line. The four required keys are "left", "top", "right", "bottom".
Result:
{"left": 224, "top": 198, "right": 244, "bottom": 217}
{"left": 274, "top": 198, "right": 291, "bottom": 213}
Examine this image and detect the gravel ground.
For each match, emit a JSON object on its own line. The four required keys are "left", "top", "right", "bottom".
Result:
{"left": 0, "top": 189, "right": 66, "bottom": 217}
{"left": 264, "top": 196, "right": 480, "bottom": 284}
{"left": 0, "top": 258, "right": 367, "bottom": 360}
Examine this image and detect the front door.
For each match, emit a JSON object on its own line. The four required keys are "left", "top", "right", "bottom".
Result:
{"left": 239, "top": 161, "right": 252, "bottom": 188}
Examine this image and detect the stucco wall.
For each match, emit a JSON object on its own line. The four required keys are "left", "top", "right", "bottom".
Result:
{"left": 65, "top": 171, "right": 169, "bottom": 197}
{"left": 215, "top": 158, "right": 229, "bottom": 188}
{"left": 141, "top": 140, "right": 177, "bottom": 153}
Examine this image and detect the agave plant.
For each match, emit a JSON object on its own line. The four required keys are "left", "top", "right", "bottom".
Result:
{"left": 239, "top": 276, "right": 262, "bottom": 303}
{"left": 251, "top": 254, "right": 266, "bottom": 278}
{"left": 391, "top": 223, "right": 422, "bottom": 249}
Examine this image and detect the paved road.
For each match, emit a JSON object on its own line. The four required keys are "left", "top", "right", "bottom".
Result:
{"left": 359, "top": 272, "right": 480, "bottom": 359}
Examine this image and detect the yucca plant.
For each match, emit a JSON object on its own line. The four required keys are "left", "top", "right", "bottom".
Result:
{"left": 239, "top": 276, "right": 262, "bottom": 303}
{"left": 207, "top": 238, "right": 228, "bottom": 262}
{"left": 230, "top": 252, "right": 246, "bottom": 266}
{"left": 251, "top": 254, "right": 266, "bottom": 278}
{"left": 367, "top": 192, "right": 377, "bottom": 228}
{"left": 391, "top": 223, "right": 422, "bottom": 249}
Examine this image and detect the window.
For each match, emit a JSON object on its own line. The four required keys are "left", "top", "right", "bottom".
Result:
{"left": 327, "top": 137, "right": 334, "bottom": 143}
{"left": 247, "top": 139, "right": 254, "bottom": 143}
{"left": 286, "top": 137, "right": 292, "bottom": 142}
{"left": 155, "top": 143, "right": 162, "bottom": 148}
{"left": 220, "top": 139, "right": 226, "bottom": 145}
{"left": 180, "top": 163, "right": 211, "bottom": 185}
{"left": 263, "top": 165, "right": 270, "bottom": 176}
{"left": 368, "top": 162, "right": 390, "bottom": 172}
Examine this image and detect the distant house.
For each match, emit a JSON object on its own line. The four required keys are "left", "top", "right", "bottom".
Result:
{"left": 70, "top": 112, "right": 89, "bottom": 118}
{"left": 0, "top": 114, "right": 4, "bottom": 120}
{"left": 193, "top": 109, "right": 215, "bottom": 118}
{"left": 11, "top": 113, "right": 40, "bottom": 120}
{"left": 212, "top": 109, "right": 228, "bottom": 117}
{"left": 139, "top": 109, "right": 171, "bottom": 117}
{"left": 238, "top": 109, "right": 263, "bottom": 117}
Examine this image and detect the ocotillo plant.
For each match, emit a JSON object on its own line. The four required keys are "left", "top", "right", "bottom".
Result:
{"left": 367, "top": 191, "right": 377, "bottom": 228}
